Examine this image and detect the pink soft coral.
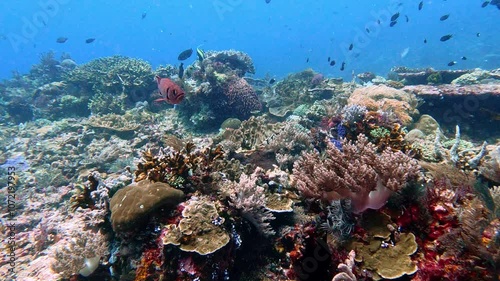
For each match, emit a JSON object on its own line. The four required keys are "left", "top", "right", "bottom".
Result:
{"left": 293, "top": 134, "right": 420, "bottom": 213}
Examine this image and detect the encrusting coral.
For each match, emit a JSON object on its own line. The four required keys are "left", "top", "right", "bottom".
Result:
{"left": 293, "top": 134, "right": 421, "bottom": 213}
{"left": 162, "top": 196, "right": 230, "bottom": 255}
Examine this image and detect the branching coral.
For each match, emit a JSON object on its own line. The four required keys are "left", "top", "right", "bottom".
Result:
{"left": 293, "top": 134, "right": 421, "bottom": 213}
{"left": 134, "top": 142, "right": 224, "bottom": 187}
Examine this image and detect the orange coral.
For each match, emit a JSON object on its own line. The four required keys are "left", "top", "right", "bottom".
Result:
{"left": 348, "top": 85, "right": 419, "bottom": 125}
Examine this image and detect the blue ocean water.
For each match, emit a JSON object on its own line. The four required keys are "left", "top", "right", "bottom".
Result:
{"left": 0, "top": 0, "right": 499, "bottom": 80}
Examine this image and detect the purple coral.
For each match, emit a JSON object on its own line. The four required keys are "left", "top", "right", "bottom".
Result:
{"left": 311, "top": 73, "right": 324, "bottom": 86}
{"left": 225, "top": 76, "right": 262, "bottom": 118}
{"left": 293, "top": 134, "right": 420, "bottom": 213}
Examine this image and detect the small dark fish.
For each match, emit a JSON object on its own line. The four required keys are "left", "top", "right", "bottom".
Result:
{"left": 41, "top": 19, "right": 47, "bottom": 26}
{"left": 461, "top": 56, "right": 467, "bottom": 60}
{"left": 265, "top": 0, "right": 271, "bottom": 3}
{"left": 405, "top": 15, "right": 409, "bottom": 22}
{"left": 177, "top": 48, "right": 193, "bottom": 61}
{"left": 440, "top": 34, "right": 453, "bottom": 41}
{"left": 330, "top": 60, "right": 336, "bottom": 66}
{"left": 85, "top": 38, "right": 95, "bottom": 44}
{"left": 424, "top": 38, "right": 427, "bottom": 43}
{"left": 328, "top": 57, "right": 331, "bottom": 62}
{"left": 56, "top": 37, "right": 68, "bottom": 43}
{"left": 269, "top": 78, "right": 276, "bottom": 84}
{"left": 391, "top": 12, "right": 400, "bottom": 22}
{"left": 390, "top": 21, "right": 397, "bottom": 27}
{"left": 349, "top": 43, "right": 353, "bottom": 50}
{"left": 377, "top": 19, "right": 381, "bottom": 25}
{"left": 440, "top": 14, "right": 450, "bottom": 21}
{"left": 418, "top": 1, "right": 423, "bottom": 10}
{"left": 306, "top": 58, "right": 309, "bottom": 63}
{"left": 366, "top": 28, "right": 370, "bottom": 33}
{"left": 477, "top": 33, "right": 481, "bottom": 37}
{"left": 142, "top": 12, "right": 147, "bottom": 19}
{"left": 481, "top": 1, "right": 489, "bottom": 8}
{"left": 340, "top": 62, "right": 345, "bottom": 71}
{"left": 179, "top": 63, "right": 184, "bottom": 79}
{"left": 447, "top": 61, "right": 457, "bottom": 66}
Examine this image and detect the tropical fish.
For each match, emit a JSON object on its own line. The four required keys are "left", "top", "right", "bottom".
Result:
{"left": 265, "top": 0, "right": 271, "bottom": 3}
{"left": 306, "top": 58, "right": 309, "bottom": 63}
{"left": 448, "top": 61, "right": 457, "bottom": 66}
{"left": 85, "top": 38, "right": 95, "bottom": 44}
{"left": 482, "top": 1, "right": 489, "bottom": 8}
{"left": 461, "top": 56, "right": 467, "bottom": 60}
{"left": 424, "top": 38, "right": 427, "bottom": 43}
{"left": 142, "top": 12, "right": 147, "bottom": 19}
{"left": 418, "top": 1, "right": 423, "bottom": 10}
{"left": 196, "top": 47, "right": 205, "bottom": 61}
{"left": 328, "top": 57, "right": 331, "bottom": 62}
{"left": 440, "top": 34, "right": 453, "bottom": 41}
{"left": 269, "top": 78, "right": 276, "bottom": 84}
{"left": 178, "top": 48, "right": 193, "bottom": 61}
{"left": 349, "top": 43, "right": 353, "bottom": 50}
{"left": 56, "top": 37, "right": 68, "bottom": 43}
{"left": 477, "top": 33, "right": 481, "bottom": 37}
{"left": 154, "top": 76, "right": 185, "bottom": 105}
{"left": 179, "top": 63, "right": 184, "bottom": 79}
{"left": 405, "top": 15, "right": 409, "bottom": 22}
{"left": 440, "top": 14, "right": 450, "bottom": 21}
{"left": 340, "top": 62, "right": 346, "bottom": 71}
{"left": 390, "top": 21, "right": 397, "bottom": 27}
{"left": 391, "top": 12, "right": 400, "bottom": 22}
{"left": 330, "top": 60, "right": 336, "bottom": 66}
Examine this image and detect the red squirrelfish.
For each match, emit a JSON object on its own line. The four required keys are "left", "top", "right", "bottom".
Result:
{"left": 154, "top": 75, "right": 185, "bottom": 105}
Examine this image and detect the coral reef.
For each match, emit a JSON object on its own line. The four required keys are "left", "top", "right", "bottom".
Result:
{"left": 64, "top": 56, "right": 156, "bottom": 114}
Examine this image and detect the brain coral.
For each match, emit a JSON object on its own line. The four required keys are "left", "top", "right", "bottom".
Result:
{"left": 110, "top": 180, "right": 184, "bottom": 232}
{"left": 221, "top": 75, "right": 262, "bottom": 118}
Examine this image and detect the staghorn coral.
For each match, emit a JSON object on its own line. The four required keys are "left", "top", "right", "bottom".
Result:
{"left": 293, "top": 134, "right": 421, "bottom": 213}
{"left": 348, "top": 85, "right": 419, "bottom": 126}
